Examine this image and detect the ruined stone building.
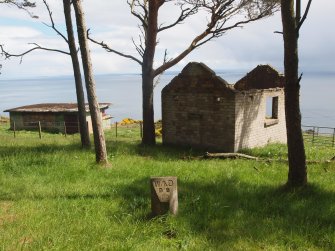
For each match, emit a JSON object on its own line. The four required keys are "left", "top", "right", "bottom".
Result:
{"left": 162, "top": 62, "right": 287, "bottom": 152}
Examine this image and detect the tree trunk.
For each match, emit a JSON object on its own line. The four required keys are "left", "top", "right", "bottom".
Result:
{"left": 281, "top": 0, "right": 307, "bottom": 186}
{"left": 141, "top": 69, "right": 156, "bottom": 145}
{"left": 62, "top": 0, "right": 90, "bottom": 148}
{"left": 73, "top": 0, "right": 108, "bottom": 164}
{"left": 141, "top": 0, "right": 160, "bottom": 145}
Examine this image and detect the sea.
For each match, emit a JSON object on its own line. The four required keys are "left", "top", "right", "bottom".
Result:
{"left": 0, "top": 71, "right": 334, "bottom": 128}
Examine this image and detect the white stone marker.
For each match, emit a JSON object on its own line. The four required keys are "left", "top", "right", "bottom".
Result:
{"left": 150, "top": 176, "right": 178, "bottom": 216}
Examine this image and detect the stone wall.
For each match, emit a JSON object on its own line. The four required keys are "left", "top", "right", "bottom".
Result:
{"left": 162, "top": 62, "right": 287, "bottom": 152}
{"left": 234, "top": 88, "right": 287, "bottom": 151}
{"left": 162, "top": 62, "right": 236, "bottom": 151}
{"left": 162, "top": 91, "right": 236, "bottom": 151}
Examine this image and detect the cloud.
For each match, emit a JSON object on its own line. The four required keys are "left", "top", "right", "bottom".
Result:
{"left": 0, "top": 26, "right": 41, "bottom": 39}
{"left": 0, "top": 0, "right": 334, "bottom": 79}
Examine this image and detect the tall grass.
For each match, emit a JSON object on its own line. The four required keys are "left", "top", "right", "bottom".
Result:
{"left": 0, "top": 124, "right": 334, "bottom": 250}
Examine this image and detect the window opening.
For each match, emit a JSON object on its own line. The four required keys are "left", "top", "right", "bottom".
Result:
{"left": 265, "top": 96, "right": 278, "bottom": 119}
{"left": 265, "top": 96, "right": 279, "bottom": 127}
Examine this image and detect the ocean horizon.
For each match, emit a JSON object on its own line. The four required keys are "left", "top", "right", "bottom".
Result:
{"left": 1, "top": 71, "right": 334, "bottom": 128}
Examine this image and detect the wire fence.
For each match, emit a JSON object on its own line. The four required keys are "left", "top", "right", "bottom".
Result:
{"left": 1, "top": 120, "right": 145, "bottom": 139}
{"left": 110, "top": 122, "right": 143, "bottom": 139}
{"left": 1, "top": 120, "right": 334, "bottom": 147}
{"left": 8, "top": 121, "right": 84, "bottom": 139}
{"left": 302, "top": 125, "right": 335, "bottom": 147}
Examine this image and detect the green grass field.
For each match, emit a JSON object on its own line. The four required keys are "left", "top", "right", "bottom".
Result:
{"left": 0, "top": 124, "right": 334, "bottom": 250}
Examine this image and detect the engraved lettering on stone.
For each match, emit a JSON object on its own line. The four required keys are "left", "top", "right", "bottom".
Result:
{"left": 152, "top": 178, "right": 175, "bottom": 202}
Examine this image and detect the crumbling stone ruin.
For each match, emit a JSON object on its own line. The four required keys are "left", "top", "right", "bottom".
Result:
{"left": 162, "top": 62, "right": 286, "bottom": 152}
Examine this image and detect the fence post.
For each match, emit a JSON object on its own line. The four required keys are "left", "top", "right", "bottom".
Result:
{"left": 312, "top": 127, "right": 315, "bottom": 145}
{"left": 64, "top": 122, "right": 67, "bottom": 137}
{"left": 13, "top": 121, "right": 16, "bottom": 138}
{"left": 140, "top": 121, "right": 143, "bottom": 139}
{"left": 332, "top": 128, "right": 335, "bottom": 147}
{"left": 38, "top": 121, "right": 42, "bottom": 139}
{"left": 115, "top": 122, "right": 118, "bottom": 138}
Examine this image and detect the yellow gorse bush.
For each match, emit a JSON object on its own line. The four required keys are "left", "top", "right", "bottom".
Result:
{"left": 120, "top": 118, "right": 142, "bottom": 125}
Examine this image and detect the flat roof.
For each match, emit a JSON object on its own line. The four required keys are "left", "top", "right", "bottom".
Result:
{"left": 4, "top": 103, "right": 111, "bottom": 113}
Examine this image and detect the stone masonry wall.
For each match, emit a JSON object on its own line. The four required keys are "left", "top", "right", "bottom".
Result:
{"left": 234, "top": 88, "right": 287, "bottom": 151}
{"left": 162, "top": 62, "right": 287, "bottom": 153}
{"left": 162, "top": 91, "right": 236, "bottom": 151}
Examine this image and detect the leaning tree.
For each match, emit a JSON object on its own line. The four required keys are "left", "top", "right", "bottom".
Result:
{"left": 0, "top": 0, "right": 91, "bottom": 148}
{"left": 1, "top": 0, "right": 108, "bottom": 163}
{"left": 281, "top": 0, "right": 312, "bottom": 187}
{"left": 73, "top": 0, "right": 108, "bottom": 164}
{"left": 89, "top": 0, "right": 279, "bottom": 145}
{"left": 62, "top": 0, "right": 91, "bottom": 148}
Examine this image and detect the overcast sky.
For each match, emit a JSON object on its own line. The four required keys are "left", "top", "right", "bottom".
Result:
{"left": 0, "top": 0, "right": 334, "bottom": 79}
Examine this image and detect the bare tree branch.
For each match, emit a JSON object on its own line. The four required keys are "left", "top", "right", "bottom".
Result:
{"left": 42, "top": 0, "right": 68, "bottom": 43}
{"left": 87, "top": 30, "right": 143, "bottom": 66}
{"left": 127, "top": 0, "right": 148, "bottom": 29}
{"left": 154, "top": 0, "right": 278, "bottom": 76}
{"left": 1, "top": 43, "right": 70, "bottom": 63}
{"left": 153, "top": 49, "right": 168, "bottom": 88}
{"left": 0, "top": 0, "right": 72, "bottom": 66}
{"left": 297, "top": 0, "right": 312, "bottom": 33}
{"left": 91, "top": 0, "right": 279, "bottom": 80}
{"left": 1, "top": 0, "right": 38, "bottom": 18}
{"left": 132, "top": 36, "right": 144, "bottom": 57}
{"left": 158, "top": 4, "right": 198, "bottom": 32}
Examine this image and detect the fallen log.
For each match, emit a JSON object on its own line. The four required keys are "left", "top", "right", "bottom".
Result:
{"left": 203, "top": 152, "right": 335, "bottom": 164}
{"left": 204, "top": 152, "right": 258, "bottom": 160}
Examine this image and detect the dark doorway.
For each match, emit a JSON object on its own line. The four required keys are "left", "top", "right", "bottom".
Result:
{"left": 64, "top": 114, "right": 79, "bottom": 134}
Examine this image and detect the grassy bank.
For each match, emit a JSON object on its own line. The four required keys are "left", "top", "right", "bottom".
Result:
{"left": 0, "top": 124, "right": 334, "bottom": 250}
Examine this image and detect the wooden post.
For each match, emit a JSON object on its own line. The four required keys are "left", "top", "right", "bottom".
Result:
{"left": 312, "top": 127, "right": 315, "bottom": 145}
{"left": 38, "top": 121, "right": 42, "bottom": 139}
{"left": 64, "top": 122, "right": 67, "bottom": 137}
{"left": 13, "top": 121, "right": 16, "bottom": 138}
{"left": 140, "top": 121, "right": 143, "bottom": 139}
{"left": 115, "top": 122, "right": 118, "bottom": 138}
{"left": 150, "top": 176, "right": 178, "bottom": 216}
{"left": 332, "top": 128, "right": 335, "bottom": 147}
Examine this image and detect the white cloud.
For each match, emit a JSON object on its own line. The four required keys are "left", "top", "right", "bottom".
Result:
{"left": 0, "top": 0, "right": 334, "bottom": 79}
{"left": 0, "top": 26, "right": 41, "bottom": 39}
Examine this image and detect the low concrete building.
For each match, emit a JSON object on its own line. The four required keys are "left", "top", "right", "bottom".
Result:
{"left": 162, "top": 62, "right": 287, "bottom": 152}
{"left": 4, "top": 103, "right": 112, "bottom": 134}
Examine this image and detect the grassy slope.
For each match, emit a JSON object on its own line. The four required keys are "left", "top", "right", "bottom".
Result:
{"left": 0, "top": 125, "right": 334, "bottom": 250}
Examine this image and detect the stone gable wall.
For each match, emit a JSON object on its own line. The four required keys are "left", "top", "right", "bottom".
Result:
{"left": 162, "top": 87, "right": 236, "bottom": 152}
{"left": 234, "top": 88, "right": 287, "bottom": 151}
